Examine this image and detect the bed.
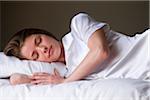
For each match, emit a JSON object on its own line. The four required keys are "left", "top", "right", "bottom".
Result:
{"left": 0, "top": 78, "right": 150, "bottom": 100}
{"left": 0, "top": 29, "right": 150, "bottom": 100}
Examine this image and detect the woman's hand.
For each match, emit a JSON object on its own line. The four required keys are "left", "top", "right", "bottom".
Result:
{"left": 31, "top": 69, "right": 65, "bottom": 85}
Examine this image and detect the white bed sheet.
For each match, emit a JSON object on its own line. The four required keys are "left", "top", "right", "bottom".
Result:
{"left": 0, "top": 78, "right": 150, "bottom": 100}
{"left": 0, "top": 29, "right": 150, "bottom": 100}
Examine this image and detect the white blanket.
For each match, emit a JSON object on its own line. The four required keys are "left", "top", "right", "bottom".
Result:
{"left": 87, "top": 29, "right": 150, "bottom": 80}
{"left": 0, "top": 79, "right": 150, "bottom": 100}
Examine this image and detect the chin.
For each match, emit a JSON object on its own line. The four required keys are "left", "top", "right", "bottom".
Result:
{"left": 51, "top": 53, "right": 60, "bottom": 62}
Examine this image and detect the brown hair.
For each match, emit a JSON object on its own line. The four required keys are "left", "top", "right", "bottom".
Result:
{"left": 3, "top": 28, "right": 57, "bottom": 59}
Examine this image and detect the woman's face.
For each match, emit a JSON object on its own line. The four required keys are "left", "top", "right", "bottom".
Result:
{"left": 21, "top": 34, "right": 62, "bottom": 62}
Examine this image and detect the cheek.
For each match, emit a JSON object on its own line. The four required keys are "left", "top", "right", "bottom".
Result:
{"left": 38, "top": 54, "right": 49, "bottom": 62}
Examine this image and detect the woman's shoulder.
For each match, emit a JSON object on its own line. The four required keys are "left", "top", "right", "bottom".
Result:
{"left": 72, "top": 12, "right": 89, "bottom": 18}
{"left": 71, "top": 12, "right": 90, "bottom": 23}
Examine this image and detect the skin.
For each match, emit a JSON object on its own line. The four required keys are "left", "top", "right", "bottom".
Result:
{"left": 64, "top": 29, "right": 109, "bottom": 83}
{"left": 21, "top": 34, "right": 65, "bottom": 63}
{"left": 10, "top": 28, "right": 109, "bottom": 85}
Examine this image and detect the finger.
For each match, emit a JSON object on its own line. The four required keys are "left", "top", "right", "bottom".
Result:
{"left": 54, "top": 68, "right": 60, "bottom": 76}
{"left": 31, "top": 80, "right": 42, "bottom": 84}
{"left": 33, "top": 73, "right": 49, "bottom": 76}
{"left": 33, "top": 72, "right": 49, "bottom": 76}
{"left": 50, "top": 74, "right": 58, "bottom": 79}
{"left": 31, "top": 79, "right": 49, "bottom": 84}
{"left": 31, "top": 79, "right": 53, "bottom": 85}
{"left": 33, "top": 76, "right": 49, "bottom": 80}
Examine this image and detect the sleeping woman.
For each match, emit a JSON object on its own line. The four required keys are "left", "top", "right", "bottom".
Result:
{"left": 4, "top": 13, "right": 150, "bottom": 85}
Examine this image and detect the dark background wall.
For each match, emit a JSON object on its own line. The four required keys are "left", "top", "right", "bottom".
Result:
{"left": 0, "top": 1, "right": 149, "bottom": 51}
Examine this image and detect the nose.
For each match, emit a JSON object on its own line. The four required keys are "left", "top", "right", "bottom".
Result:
{"left": 36, "top": 45, "right": 48, "bottom": 53}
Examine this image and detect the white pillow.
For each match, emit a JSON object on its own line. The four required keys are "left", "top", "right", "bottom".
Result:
{"left": 0, "top": 52, "right": 68, "bottom": 78}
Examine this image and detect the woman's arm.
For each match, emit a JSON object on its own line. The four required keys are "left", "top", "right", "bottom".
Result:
{"left": 29, "top": 28, "right": 109, "bottom": 85}
{"left": 30, "top": 13, "right": 110, "bottom": 85}
{"left": 64, "top": 28, "right": 110, "bottom": 82}
{"left": 30, "top": 28, "right": 109, "bottom": 85}
{"left": 10, "top": 73, "right": 32, "bottom": 85}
